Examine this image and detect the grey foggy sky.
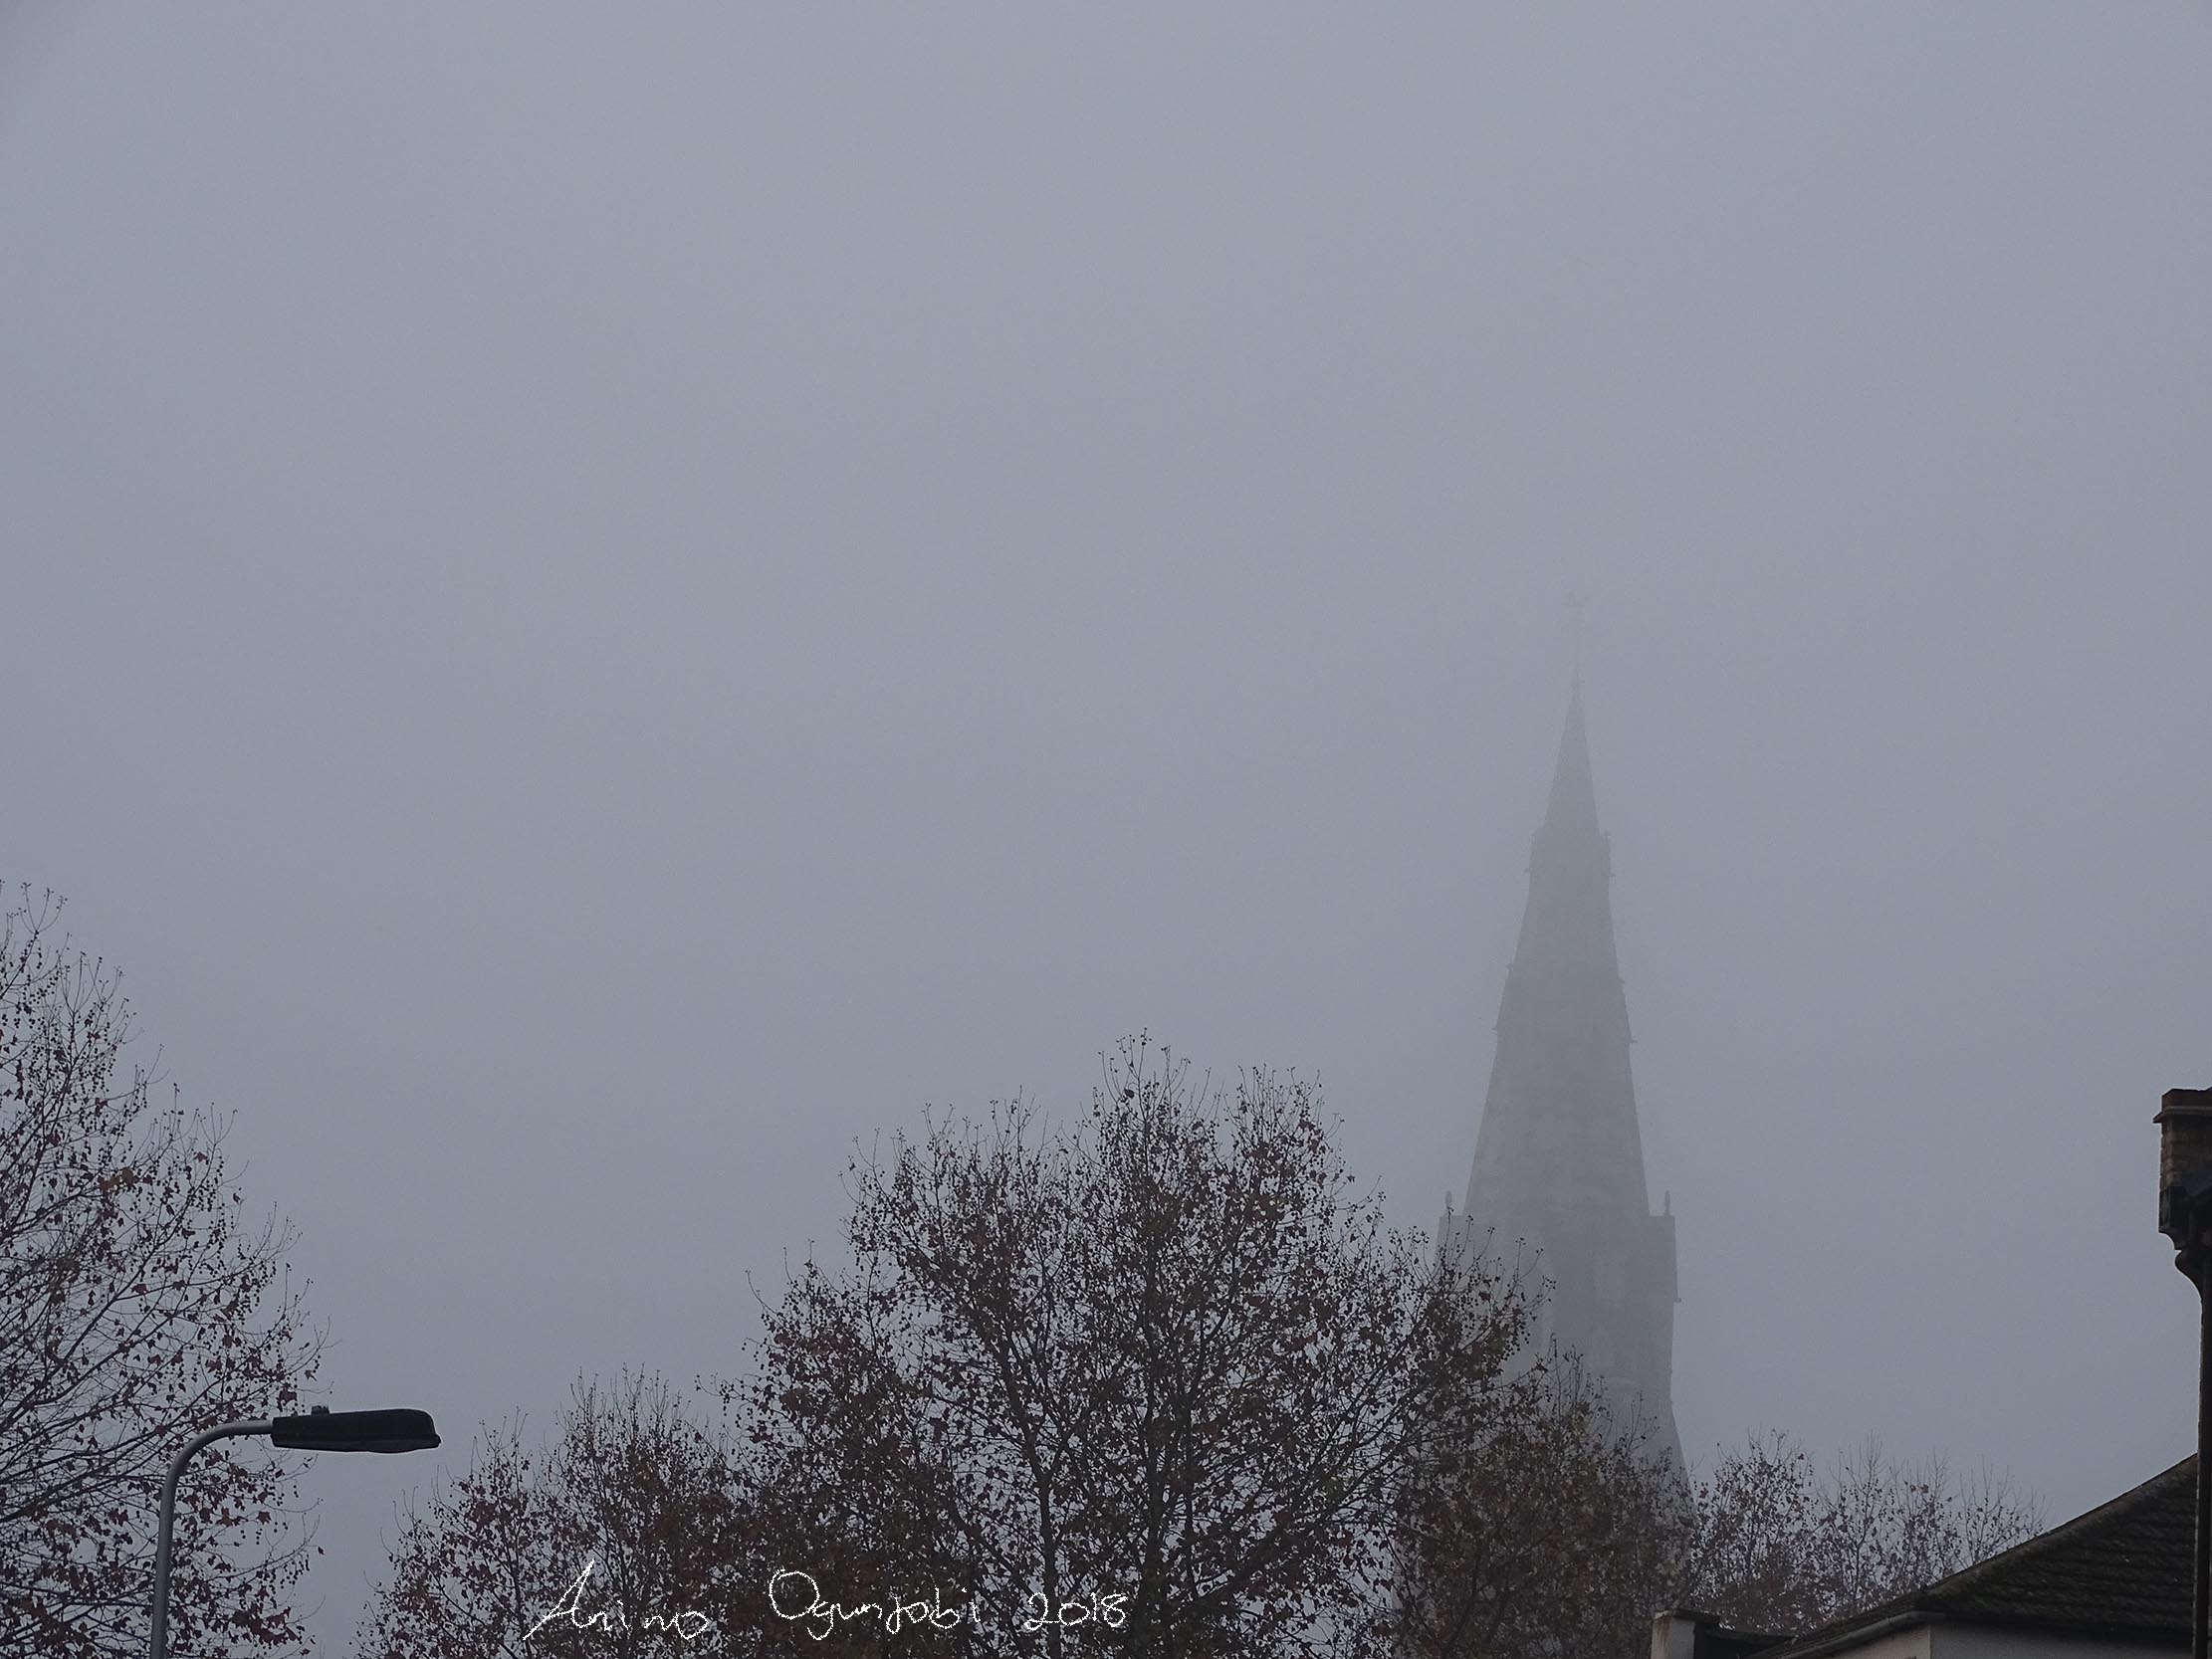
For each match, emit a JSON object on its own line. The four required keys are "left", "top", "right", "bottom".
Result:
{"left": 3, "top": 4, "right": 2208, "bottom": 1648}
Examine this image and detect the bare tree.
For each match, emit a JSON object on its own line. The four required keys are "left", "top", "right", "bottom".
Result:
{"left": 1393, "top": 1394, "right": 2044, "bottom": 1659}
{"left": 0, "top": 887, "right": 324, "bottom": 1658}
{"left": 1679, "top": 1432, "right": 2045, "bottom": 1636}
{"left": 355, "top": 1373, "right": 747, "bottom": 1659}
{"left": 1389, "top": 1347, "right": 1688, "bottom": 1659}
{"left": 742, "top": 1037, "right": 1536, "bottom": 1659}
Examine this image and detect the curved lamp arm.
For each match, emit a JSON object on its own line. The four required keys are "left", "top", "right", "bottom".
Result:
{"left": 149, "top": 1419, "right": 274, "bottom": 1659}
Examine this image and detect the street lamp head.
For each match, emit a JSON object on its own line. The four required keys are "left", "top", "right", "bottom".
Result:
{"left": 268, "top": 1407, "right": 440, "bottom": 1454}
{"left": 2156, "top": 1090, "right": 2212, "bottom": 1261}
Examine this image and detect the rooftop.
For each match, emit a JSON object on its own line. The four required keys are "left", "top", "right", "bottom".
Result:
{"left": 1760, "top": 1455, "right": 2193, "bottom": 1657}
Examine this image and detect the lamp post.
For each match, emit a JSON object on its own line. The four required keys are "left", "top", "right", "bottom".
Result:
{"left": 2155, "top": 1089, "right": 2212, "bottom": 1659}
{"left": 150, "top": 1406, "right": 438, "bottom": 1659}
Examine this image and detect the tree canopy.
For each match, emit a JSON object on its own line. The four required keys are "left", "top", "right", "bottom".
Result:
{"left": 743, "top": 1038, "right": 1534, "bottom": 1658}
{"left": 0, "top": 889, "right": 323, "bottom": 1658}
{"left": 353, "top": 1037, "right": 2043, "bottom": 1659}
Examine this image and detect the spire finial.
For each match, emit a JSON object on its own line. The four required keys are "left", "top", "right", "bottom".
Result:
{"left": 1567, "top": 590, "right": 1588, "bottom": 692}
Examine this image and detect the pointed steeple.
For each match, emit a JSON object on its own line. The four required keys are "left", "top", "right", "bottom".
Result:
{"left": 1541, "top": 678, "right": 1600, "bottom": 840}
{"left": 1449, "top": 681, "right": 1679, "bottom": 1465}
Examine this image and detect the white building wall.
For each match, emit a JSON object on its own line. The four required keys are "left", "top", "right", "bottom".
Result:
{"left": 1831, "top": 1624, "right": 1934, "bottom": 1659}
{"left": 1934, "top": 1626, "right": 2186, "bottom": 1659}
{"left": 1652, "top": 1615, "right": 2187, "bottom": 1659}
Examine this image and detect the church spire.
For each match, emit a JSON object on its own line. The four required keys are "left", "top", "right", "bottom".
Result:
{"left": 1542, "top": 674, "right": 1600, "bottom": 841}
{"left": 1449, "top": 679, "right": 1679, "bottom": 1465}
{"left": 1548, "top": 591, "right": 1598, "bottom": 838}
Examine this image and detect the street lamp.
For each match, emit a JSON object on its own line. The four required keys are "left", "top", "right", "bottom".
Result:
{"left": 2155, "top": 1088, "right": 2212, "bottom": 1659}
{"left": 150, "top": 1406, "right": 439, "bottom": 1659}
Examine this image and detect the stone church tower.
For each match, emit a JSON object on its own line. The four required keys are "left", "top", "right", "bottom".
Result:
{"left": 1441, "top": 680, "right": 1680, "bottom": 1466}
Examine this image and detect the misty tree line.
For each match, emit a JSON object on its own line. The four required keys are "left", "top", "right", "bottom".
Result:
{"left": 3, "top": 889, "right": 2041, "bottom": 1658}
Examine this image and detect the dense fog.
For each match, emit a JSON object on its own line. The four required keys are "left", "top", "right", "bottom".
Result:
{"left": 3, "top": 7, "right": 2207, "bottom": 1649}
